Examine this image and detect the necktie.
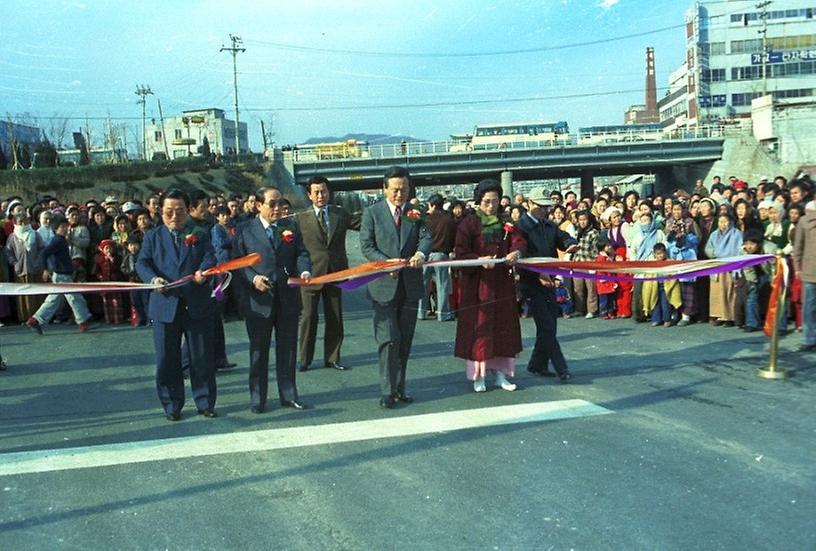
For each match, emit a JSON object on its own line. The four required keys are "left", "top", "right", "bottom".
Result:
{"left": 319, "top": 208, "right": 329, "bottom": 235}
{"left": 170, "top": 230, "right": 181, "bottom": 253}
{"left": 266, "top": 224, "right": 277, "bottom": 249}
{"left": 394, "top": 206, "right": 401, "bottom": 228}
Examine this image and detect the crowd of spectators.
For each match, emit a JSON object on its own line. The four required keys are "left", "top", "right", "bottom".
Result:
{"left": 415, "top": 174, "right": 813, "bottom": 338}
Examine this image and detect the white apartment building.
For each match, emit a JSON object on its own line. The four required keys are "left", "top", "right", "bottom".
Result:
{"left": 144, "top": 108, "right": 249, "bottom": 160}
{"left": 684, "top": 0, "right": 816, "bottom": 125}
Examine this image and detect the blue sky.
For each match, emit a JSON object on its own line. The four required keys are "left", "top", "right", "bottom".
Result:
{"left": 1, "top": 0, "right": 691, "bottom": 150}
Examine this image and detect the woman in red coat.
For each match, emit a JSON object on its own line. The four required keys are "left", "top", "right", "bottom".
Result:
{"left": 454, "top": 179, "right": 526, "bottom": 393}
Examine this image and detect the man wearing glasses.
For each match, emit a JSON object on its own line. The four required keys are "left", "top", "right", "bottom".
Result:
{"left": 233, "top": 187, "right": 312, "bottom": 414}
{"left": 136, "top": 189, "right": 218, "bottom": 421}
{"left": 360, "top": 166, "right": 432, "bottom": 409}
{"left": 516, "top": 187, "right": 579, "bottom": 382}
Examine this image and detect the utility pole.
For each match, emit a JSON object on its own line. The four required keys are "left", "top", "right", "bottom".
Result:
{"left": 134, "top": 84, "right": 154, "bottom": 160}
{"left": 757, "top": 1, "right": 771, "bottom": 96}
{"left": 220, "top": 34, "right": 245, "bottom": 157}
{"left": 157, "top": 98, "right": 170, "bottom": 160}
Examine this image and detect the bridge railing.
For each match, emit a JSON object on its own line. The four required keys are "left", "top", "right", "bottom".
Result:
{"left": 285, "top": 125, "right": 733, "bottom": 163}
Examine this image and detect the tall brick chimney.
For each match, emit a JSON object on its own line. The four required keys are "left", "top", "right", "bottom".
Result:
{"left": 644, "top": 47, "right": 659, "bottom": 123}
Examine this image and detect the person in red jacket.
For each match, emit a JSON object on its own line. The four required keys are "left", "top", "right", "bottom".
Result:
{"left": 95, "top": 239, "right": 127, "bottom": 324}
{"left": 595, "top": 233, "right": 618, "bottom": 320}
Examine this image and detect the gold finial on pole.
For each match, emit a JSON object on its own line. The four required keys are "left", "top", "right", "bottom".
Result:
{"left": 758, "top": 251, "right": 791, "bottom": 379}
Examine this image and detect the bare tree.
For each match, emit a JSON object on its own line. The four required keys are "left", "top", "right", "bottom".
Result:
{"left": 45, "top": 113, "right": 71, "bottom": 149}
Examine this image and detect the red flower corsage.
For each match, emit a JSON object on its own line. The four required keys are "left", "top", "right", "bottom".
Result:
{"left": 503, "top": 222, "right": 515, "bottom": 240}
{"left": 280, "top": 229, "right": 295, "bottom": 243}
{"left": 405, "top": 208, "right": 425, "bottom": 223}
{"left": 183, "top": 233, "right": 199, "bottom": 247}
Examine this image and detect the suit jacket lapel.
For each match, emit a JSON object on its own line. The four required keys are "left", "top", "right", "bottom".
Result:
{"left": 326, "top": 206, "right": 337, "bottom": 244}
{"left": 179, "top": 229, "right": 191, "bottom": 267}
{"left": 399, "top": 204, "right": 411, "bottom": 250}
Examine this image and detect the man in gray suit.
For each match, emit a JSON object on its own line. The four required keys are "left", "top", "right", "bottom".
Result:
{"left": 233, "top": 187, "right": 312, "bottom": 413}
{"left": 360, "top": 166, "right": 432, "bottom": 409}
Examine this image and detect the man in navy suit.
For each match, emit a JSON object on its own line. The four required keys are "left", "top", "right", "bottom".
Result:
{"left": 360, "top": 166, "right": 432, "bottom": 409}
{"left": 233, "top": 187, "right": 312, "bottom": 414}
{"left": 136, "top": 189, "right": 218, "bottom": 421}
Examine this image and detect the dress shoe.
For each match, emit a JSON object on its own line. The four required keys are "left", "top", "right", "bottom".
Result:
{"left": 798, "top": 344, "right": 816, "bottom": 352}
{"left": 216, "top": 362, "right": 237, "bottom": 371}
{"left": 394, "top": 392, "right": 414, "bottom": 404}
{"left": 166, "top": 411, "right": 182, "bottom": 421}
{"left": 743, "top": 326, "right": 760, "bottom": 333}
{"left": 299, "top": 364, "right": 310, "bottom": 372}
{"left": 527, "top": 368, "right": 556, "bottom": 378}
{"left": 197, "top": 408, "right": 218, "bottom": 418}
{"left": 280, "top": 399, "right": 307, "bottom": 410}
{"left": 325, "top": 362, "right": 349, "bottom": 371}
{"left": 251, "top": 405, "right": 265, "bottom": 414}
{"left": 379, "top": 396, "right": 397, "bottom": 409}
{"left": 558, "top": 372, "right": 572, "bottom": 383}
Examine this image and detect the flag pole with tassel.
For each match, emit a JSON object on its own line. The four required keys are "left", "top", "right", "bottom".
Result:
{"left": 757, "top": 251, "right": 791, "bottom": 380}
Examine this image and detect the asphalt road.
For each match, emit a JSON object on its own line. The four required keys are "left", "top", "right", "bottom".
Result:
{"left": 1, "top": 238, "right": 813, "bottom": 550}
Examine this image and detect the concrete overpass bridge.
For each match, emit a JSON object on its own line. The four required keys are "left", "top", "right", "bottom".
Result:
{"left": 279, "top": 131, "right": 726, "bottom": 196}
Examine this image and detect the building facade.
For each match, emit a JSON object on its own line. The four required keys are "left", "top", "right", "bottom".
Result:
{"left": 144, "top": 108, "right": 249, "bottom": 160}
{"left": 0, "top": 120, "right": 41, "bottom": 158}
{"left": 685, "top": 0, "right": 816, "bottom": 125}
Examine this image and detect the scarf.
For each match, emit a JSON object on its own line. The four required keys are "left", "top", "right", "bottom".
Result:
{"left": 708, "top": 224, "right": 742, "bottom": 258}
{"left": 635, "top": 220, "right": 659, "bottom": 260}
{"left": 13, "top": 224, "right": 37, "bottom": 252}
{"left": 476, "top": 210, "right": 501, "bottom": 239}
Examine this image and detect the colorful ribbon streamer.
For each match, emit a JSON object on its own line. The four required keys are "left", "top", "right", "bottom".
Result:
{"left": 288, "top": 254, "right": 776, "bottom": 289}
{"left": 0, "top": 253, "right": 261, "bottom": 296}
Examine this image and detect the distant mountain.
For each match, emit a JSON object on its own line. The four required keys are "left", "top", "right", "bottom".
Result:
{"left": 302, "top": 133, "right": 428, "bottom": 145}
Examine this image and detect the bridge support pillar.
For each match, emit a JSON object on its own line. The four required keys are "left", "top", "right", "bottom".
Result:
{"left": 500, "top": 171, "right": 513, "bottom": 198}
{"left": 580, "top": 170, "right": 594, "bottom": 198}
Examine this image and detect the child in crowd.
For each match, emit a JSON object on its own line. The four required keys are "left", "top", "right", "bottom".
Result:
{"left": 643, "top": 243, "right": 681, "bottom": 327}
{"left": 594, "top": 233, "right": 618, "bottom": 319}
{"left": 111, "top": 214, "right": 131, "bottom": 251}
{"left": 554, "top": 277, "right": 573, "bottom": 319}
{"left": 572, "top": 210, "right": 599, "bottom": 318}
{"left": 121, "top": 235, "right": 148, "bottom": 326}
{"left": 741, "top": 231, "right": 772, "bottom": 333}
{"left": 95, "top": 238, "right": 126, "bottom": 324}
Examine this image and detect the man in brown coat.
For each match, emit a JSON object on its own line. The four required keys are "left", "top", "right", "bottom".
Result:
{"left": 793, "top": 197, "right": 816, "bottom": 352}
{"left": 296, "top": 175, "right": 361, "bottom": 371}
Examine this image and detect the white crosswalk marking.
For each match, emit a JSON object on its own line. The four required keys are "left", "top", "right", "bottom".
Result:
{"left": 0, "top": 400, "right": 611, "bottom": 476}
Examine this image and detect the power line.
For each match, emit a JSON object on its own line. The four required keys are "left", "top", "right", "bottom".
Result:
{"left": 242, "top": 87, "right": 668, "bottom": 112}
{"left": 243, "top": 24, "right": 688, "bottom": 58}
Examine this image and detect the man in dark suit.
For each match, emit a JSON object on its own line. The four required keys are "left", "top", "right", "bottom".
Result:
{"left": 296, "top": 175, "right": 361, "bottom": 372}
{"left": 515, "top": 187, "right": 579, "bottom": 382}
{"left": 135, "top": 189, "right": 218, "bottom": 421}
{"left": 360, "top": 166, "right": 432, "bottom": 408}
{"left": 233, "top": 187, "right": 312, "bottom": 414}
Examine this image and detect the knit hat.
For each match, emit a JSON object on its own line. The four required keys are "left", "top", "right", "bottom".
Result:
{"left": 98, "top": 239, "right": 116, "bottom": 253}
